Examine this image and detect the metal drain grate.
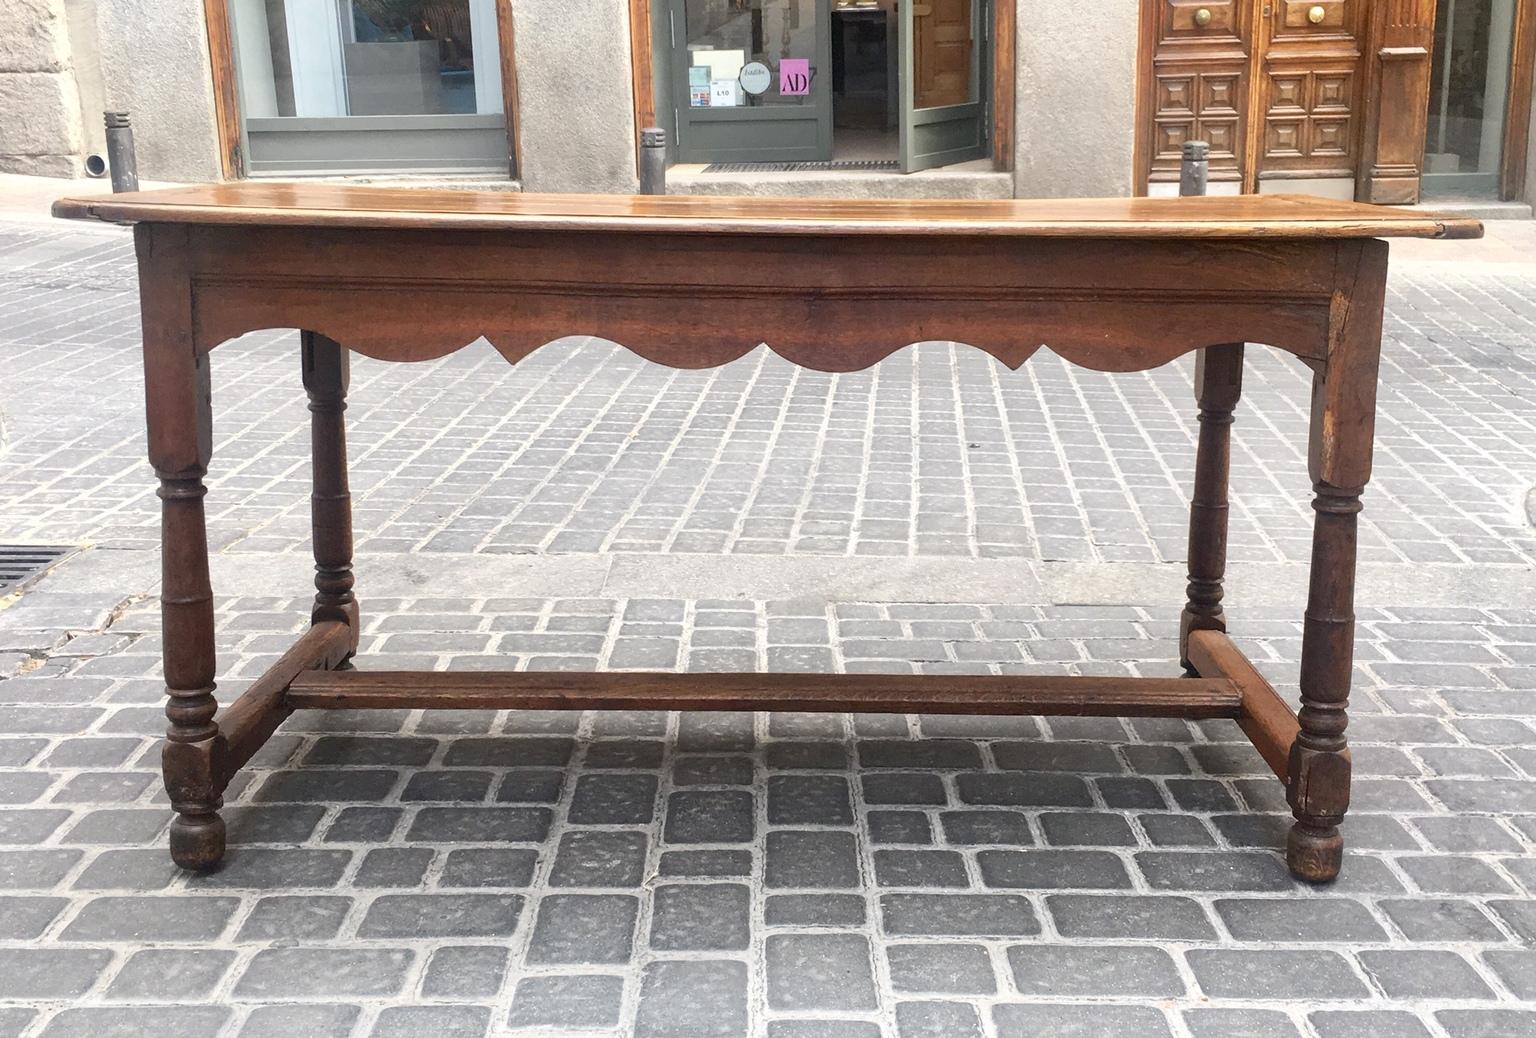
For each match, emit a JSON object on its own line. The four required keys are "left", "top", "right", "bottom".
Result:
{"left": 0, "top": 546, "right": 72, "bottom": 593}
{"left": 702, "top": 159, "right": 901, "bottom": 173}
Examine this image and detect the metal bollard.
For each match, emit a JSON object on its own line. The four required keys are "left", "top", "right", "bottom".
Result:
{"left": 639, "top": 127, "right": 667, "bottom": 196}
{"left": 1179, "top": 140, "right": 1209, "bottom": 198}
{"left": 104, "top": 112, "right": 139, "bottom": 193}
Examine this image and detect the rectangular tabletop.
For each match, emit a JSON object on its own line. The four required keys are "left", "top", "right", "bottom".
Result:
{"left": 53, "top": 182, "right": 1484, "bottom": 240}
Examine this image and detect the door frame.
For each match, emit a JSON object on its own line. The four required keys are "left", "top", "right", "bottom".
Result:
{"left": 203, "top": 0, "right": 523, "bottom": 179}
{"left": 630, "top": 0, "right": 1015, "bottom": 172}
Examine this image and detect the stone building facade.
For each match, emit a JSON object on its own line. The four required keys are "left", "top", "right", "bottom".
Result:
{"left": 4, "top": 0, "right": 1533, "bottom": 211}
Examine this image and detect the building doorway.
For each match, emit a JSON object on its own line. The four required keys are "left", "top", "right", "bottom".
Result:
{"left": 664, "top": 0, "right": 991, "bottom": 172}
{"left": 1135, "top": 0, "right": 1370, "bottom": 198}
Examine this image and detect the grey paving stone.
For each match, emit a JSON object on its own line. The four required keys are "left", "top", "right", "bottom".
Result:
{"left": 887, "top": 943, "right": 997, "bottom": 993}
{"left": 1488, "top": 900, "right": 1536, "bottom": 941}
{"left": 1399, "top": 855, "right": 1517, "bottom": 895}
{"left": 896, "top": 1001, "right": 985, "bottom": 1038}
{"left": 773, "top": 1022, "right": 883, "bottom": 1038}
{"left": 508, "top": 974, "right": 624, "bottom": 1030}
{"left": 62, "top": 895, "right": 239, "bottom": 941}
{"left": 568, "top": 772, "right": 658, "bottom": 823}
{"left": 1215, "top": 897, "right": 1388, "bottom": 942}
{"left": 549, "top": 829, "right": 649, "bottom": 887}
{"left": 955, "top": 772, "right": 1092, "bottom": 806}
{"left": 1358, "top": 949, "right": 1496, "bottom": 1000}
{"left": 863, "top": 772, "right": 948, "bottom": 804}
{"left": 358, "top": 893, "right": 523, "bottom": 937}
{"left": 237, "top": 1004, "right": 361, "bottom": 1037}
{"left": 1185, "top": 1008, "right": 1304, "bottom": 1038}
{"left": 992, "top": 1003, "right": 1173, "bottom": 1038}
{"left": 0, "top": 948, "right": 111, "bottom": 999}
{"left": 978, "top": 849, "right": 1131, "bottom": 889}
{"left": 634, "top": 960, "right": 749, "bottom": 1038}
{"left": 765, "top": 893, "right": 867, "bottom": 927}
{"left": 1434, "top": 1011, "right": 1536, "bottom": 1038}
{"left": 859, "top": 739, "right": 983, "bottom": 769}
{"left": 236, "top": 895, "right": 352, "bottom": 941}
{"left": 234, "top": 948, "right": 414, "bottom": 998}
{"left": 1484, "top": 950, "right": 1536, "bottom": 1000}
{"left": 105, "top": 948, "right": 237, "bottom": 1000}
{"left": 495, "top": 769, "right": 565, "bottom": 803}
{"left": 766, "top": 933, "right": 878, "bottom": 1010}
{"left": 1380, "top": 898, "right": 1506, "bottom": 942}
{"left": 673, "top": 755, "right": 755, "bottom": 785}
{"left": 938, "top": 809, "right": 1031, "bottom": 844}
{"left": 0, "top": 1009, "right": 34, "bottom": 1038}
{"left": 1006, "top": 944, "right": 1184, "bottom": 996}
{"left": 767, "top": 774, "right": 853, "bottom": 824}
{"left": 354, "top": 847, "right": 432, "bottom": 887}
{"left": 0, "top": 895, "right": 66, "bottom": 939}
{"left": 61, "top": 809, "right": 169, "bottom": 845}
{"left": 441, "top": 737, "right": 574, "bottom": 767}
{"left": 422, "top": 945, "right": 510, "bottom": 999}
{"left": 42, "top": 1007, "right": 232, "bottom": 1038}
{"left": 873, "top": 848, "right": 969, "bottom": 887}
{"left": 1136, "top": 851, "right": 1294, "bottom": 891}
{"left": 664, "top": 789, "right": 755, "bottom": 843}
{"left": 658, "top": 848, "right": 754, "bottom": 877}
{"left": 1047, "top": 894, "right": 1217, "bottom": 940}
{"left": 880, "top": 893, "right": 1040, "bottom": 936}
{"left": 0, "top": 809, "right": 69, "bottom": 843}
{"left": 525, "top": 893, "right": 639, "bottom": 964}
{"left": 372, "top": 1005, "right": 491, "bottom": 1038}
{"left": 650, "top": 882, "right": 750, "bottom": 950}
{"left": 440, "top": 847, "right": 538, "bottom": 887}
{"left": 1309, "top": 1011, "right": 1434, "bottom": 1038}
{"left": 1039, "top": 811, "right": 1137, "bottom": 846}
{"left": 765, "top": 830, "right": 859, "bottom": 888}
{"left": 1188, "top": 949, "right": 1370, "bottom": 999}
{"left": 323, "top": 806, "right": 403, "bottom": 842}
{"left": 405, "top": 806, "right": 552, "bottom": 843}
{"left": 869, "top": 809, "right": 933, "bottom": 843}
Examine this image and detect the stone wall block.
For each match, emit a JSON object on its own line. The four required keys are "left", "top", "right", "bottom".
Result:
{"left": 512, "top": 0, "right": 640, "bottom": 193}
{"left": 0, "top": 0, "right": 72, "bottom": 74}
{"left": 0, "top": 70, "right": 84, "bottom": 159}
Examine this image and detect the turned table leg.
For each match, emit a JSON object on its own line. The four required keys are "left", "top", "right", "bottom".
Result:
{"left": 302, "top": 332, "right": 359, "bottom": 658}
{"left": 1286, "top": 240, "right": 1387, "bottom": 883}
{"left": 141, "top": 224, "right": 225, "bottom": 869}
{"left": 1181, "top": 343, "right": 1244, "bottom": 672}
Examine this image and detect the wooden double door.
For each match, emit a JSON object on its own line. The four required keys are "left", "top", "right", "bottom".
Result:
{"left": 1139, "top": 0, "right": 1375, "bottom": 193}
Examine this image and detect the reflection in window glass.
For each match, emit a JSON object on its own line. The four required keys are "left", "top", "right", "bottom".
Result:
{"left": 231, "top": 0, "right": 503, "bottom": 119}
{"left": 685, "top": 0, "right": 819, "bottom": 107}
{"left": 1424, "top": 0, "right": 1514, "bottom": 180}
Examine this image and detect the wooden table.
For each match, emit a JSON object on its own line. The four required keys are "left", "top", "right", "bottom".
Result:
{"left": 54, "top": 185, "right": 1480, "bottom": 882}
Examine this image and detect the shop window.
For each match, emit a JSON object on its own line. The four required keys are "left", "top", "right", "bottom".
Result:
{"left": 229, "top": 0, "right": 511, "bottom": 175}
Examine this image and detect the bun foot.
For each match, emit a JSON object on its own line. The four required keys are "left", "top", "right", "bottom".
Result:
{"left": 1287, "top": 821, "right": 1342, "bottom": 883}
{"left": 170, "top": 811, "right": 226, "bottom": 871}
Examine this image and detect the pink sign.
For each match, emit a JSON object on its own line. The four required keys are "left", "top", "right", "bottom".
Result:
{"left": 779, "top": 59, "right": 811, "bottom": 96}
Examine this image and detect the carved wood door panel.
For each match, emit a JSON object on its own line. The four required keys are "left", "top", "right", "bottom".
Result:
{"left": 1250, "top": 0, "right": 1367, "bottom": 185}
{"left": 1139, "top": 0, "right": 1370, "bottom": 193}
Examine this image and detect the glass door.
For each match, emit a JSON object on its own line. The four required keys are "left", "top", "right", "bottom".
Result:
{"left": 671, "top": 0, "right": 834, "bottom": 163}
{"left": 898, "top": 0, "right": 988, "bottom": 172}
{"left": 230, "top": 0, "right": 510, "bottom": 175}
{"left": 1422, "top": 0, "right": 1518, "bottom": 198}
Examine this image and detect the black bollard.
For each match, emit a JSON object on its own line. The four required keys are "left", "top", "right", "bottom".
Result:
{"left": 1179, "top": 140, "right": 1210, "bottom": 198}
{"left": 104, "top": 112, "right": 139, "bottom": 193}
{"left": 639, "top": 127, "right": 667, "bottom": 196}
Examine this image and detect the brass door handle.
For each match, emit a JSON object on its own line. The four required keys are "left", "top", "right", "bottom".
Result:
{"left": 1194, "top": 6, "right": 1213, "bottom": 26}
{"left": 1308, "top": 4, "right": 1326, "bottom": 22}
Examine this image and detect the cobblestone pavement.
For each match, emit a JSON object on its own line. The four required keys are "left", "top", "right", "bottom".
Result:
{"left": 0, "top": 217, "right": 1533, "bottom": 1038}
